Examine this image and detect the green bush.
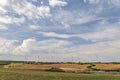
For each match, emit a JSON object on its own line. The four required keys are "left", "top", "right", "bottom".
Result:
{"left": 87, "top": 64, "right": 96, "bottom": 69}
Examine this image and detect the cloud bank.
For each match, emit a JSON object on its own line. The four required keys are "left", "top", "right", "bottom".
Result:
{"left": 0, "top": 0, "right": 120, "bottom": 62}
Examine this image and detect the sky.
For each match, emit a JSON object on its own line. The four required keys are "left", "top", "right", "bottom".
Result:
{"left": 0, "top": 0, "right": 120, "bottom": 62}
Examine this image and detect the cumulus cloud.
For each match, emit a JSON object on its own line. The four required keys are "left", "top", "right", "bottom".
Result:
{"left": 49, "top": 0, "right": 67, "bottom": 7}
{"left": 13, "top": 38, "right": 69, "bottom": 54}
{"left": 0, "top": 37, "right": 120, "bottom": 62}
{"left": 0, "top": 38, "right": 17, "bottom": 54}
{"left": 12, "top": 38, "right": 120, "bottom": 57}
{"left": 13, "top": 39, "right": 36, "bottom": 54}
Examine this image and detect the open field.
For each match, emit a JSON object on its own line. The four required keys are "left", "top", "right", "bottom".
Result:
{"left": 4, "top": 62, "right": 120, "bottom": 71}
{"left": 0, "top": 61, "right": 120, "bottom": 80}
{"left": 0, "top": 68, "right": 120, "bottom": 80}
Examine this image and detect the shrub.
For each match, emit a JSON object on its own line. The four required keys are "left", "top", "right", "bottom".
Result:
{"left": 87, "top": 64, "right": 96, "bottom": 69}
{"left": 46, "top": 67, "right": 65, "bottom": 72}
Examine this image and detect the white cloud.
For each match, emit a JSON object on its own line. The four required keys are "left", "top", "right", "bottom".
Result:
{"left": 0, "top": 38, "right": 17, "bottom": 54}
{"left": 39, "top": 32, "right": 71, "bottom": 38}
{"left": 0, "top": 0, "right": 51, "bottom": 19}
{"left": 12, "top": 38, "right": 120, "bottom": 57}
{"left": 12, "top": 1, "right": 51, "bottom": 19}
{"left": 0, "top": 16, "right": 25, "bottom": 29}
{"left": 0, "top": 24, "right": 8, "bottom": 29}
{"left": 0, "top": 0, "right": 12, "bottom": 14}
{"left": 0, "top": 0, "right": 119, "bottom": 62}
{"left": 0, "top": 16, "right": 25, "bottom": 24}
{"left": 29, "top": 25, "right": 40, "bottom": 30}
{"left": 31, "top": 0, "right": 37, "bottom": 2}
{"left": 70, "top": 40, "right": 120, "bottom": 54}
{"left": 13, "top": 39, "right": 69, "bottom": 54}
{"left": 49, "top": 0, "right": 67, "bottom": 7}
{"left": 80, "top": 27, "right": 120, "bottom": 42}
{"left": 39, "top": 24, "right": 120, "bottom": 42}
{"left": 37, "top": 6, "right": 51, "bottom": 17}
{"left": 0, "top": 7, "right": 7, "bottom": 13}
{"left": 13, "top": 39, "right": 36, "bottom": 54}
{"left": 85, "top": 0, "right": 100, "bottom": 4}
{"left": 84, "top": 0, "right": 120, "bottom": 6}
{"left": 0, "top": 0, "right": 9, "bottom": 6}
{"left": 53, "top": 10, "right": 102, "bottom": 28}
{"left": 110, "top": 0, "right": 120, "bottom": 6}
{"left": 0, "top": 37, "right": 120, "bottom": 61}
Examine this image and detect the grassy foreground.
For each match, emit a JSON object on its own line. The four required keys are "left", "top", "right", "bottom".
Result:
{"left": 0, "top": 68, "right": 120, "bottom": 80}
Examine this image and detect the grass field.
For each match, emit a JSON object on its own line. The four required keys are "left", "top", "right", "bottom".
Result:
{"left": 0, "top": 61, "right": 120, "bottom": 80}
{"left": 4, "top": 63, "right": 120, "bottom": 71}
{"left": 0, "top": 68, "right": 120, "bottom": 80}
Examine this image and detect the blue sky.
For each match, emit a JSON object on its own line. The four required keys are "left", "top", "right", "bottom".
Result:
{"left": 0, "top": 0, "right": 120, "bottom": 62}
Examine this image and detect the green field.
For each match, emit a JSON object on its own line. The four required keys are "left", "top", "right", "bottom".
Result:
{"left": 0, "top": 68, "right": 120, "bottom": 80}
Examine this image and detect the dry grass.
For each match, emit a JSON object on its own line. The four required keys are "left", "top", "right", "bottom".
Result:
{"left": 8, "top": 63, "right": 89, "bottom": 70}
{"left": 4, "top": 63, "right": 120, "bottom": 71}
{"left": 94, "top": 64, "right": 120, "bottom": 70}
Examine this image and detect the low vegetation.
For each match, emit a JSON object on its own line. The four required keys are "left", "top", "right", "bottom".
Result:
{"left": 46, "top": 67, "right": 65, "bottom": 72}
{"left": 0, "top": 68, "right": 120, "bottom": 80}
{"left": 0, "top": 61, "right": 120, "bottom": 80}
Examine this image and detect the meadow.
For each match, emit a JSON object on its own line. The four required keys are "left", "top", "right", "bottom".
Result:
{"left": 0, "top": 61, "right": 120, "bottom": 80}
{"left": 0, "top": 68, "right": 120, "bottom": 80}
